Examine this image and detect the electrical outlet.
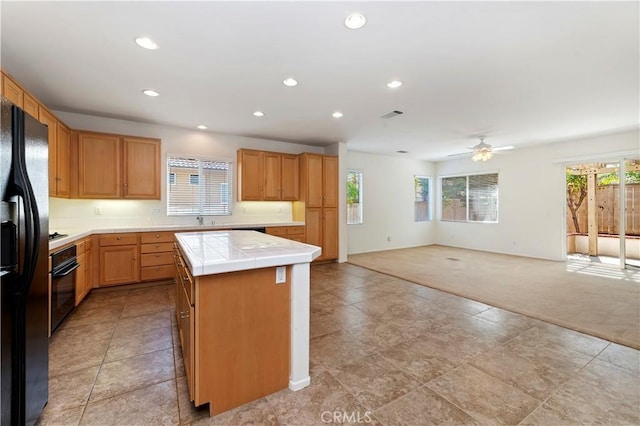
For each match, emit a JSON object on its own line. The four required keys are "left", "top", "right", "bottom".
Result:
{"left": 150, "top": 207, "right": 161, "bottom": 215}
{"left": 275, "top": 266, "right": 286, "bottom": 284}
{"left": 387, "top": 236, "right": 391, "bottom": 242}
{"left": 94, "top": 207, "right": 101, "bottom": 216}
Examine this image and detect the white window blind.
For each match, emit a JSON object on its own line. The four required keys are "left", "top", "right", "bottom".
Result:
{"left": 441, "top": 173, "right": 498, "bottom": 223}
{"left": 167, "top": 157, "right": 232, "bottom": 216}
{"left": 469, "top": 173, "right": 498, "bottom": 222}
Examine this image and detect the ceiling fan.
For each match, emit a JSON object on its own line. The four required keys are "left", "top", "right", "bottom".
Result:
{"left": 448, "top": 136, "right": 514, "bottom": 161}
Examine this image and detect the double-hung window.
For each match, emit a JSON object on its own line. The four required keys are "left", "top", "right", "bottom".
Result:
{"left": 441, "top": 173, "right": 498, "bottom": 222}
{"left": 167, "top": 156, "right": 233, "bottom": 216}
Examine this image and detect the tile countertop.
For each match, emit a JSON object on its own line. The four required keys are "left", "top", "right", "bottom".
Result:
{"left": 48, "top": 222, "right": 305, "bottom": 251}
{"left": 176, "top": 231, "right": 321, "bottom": 276}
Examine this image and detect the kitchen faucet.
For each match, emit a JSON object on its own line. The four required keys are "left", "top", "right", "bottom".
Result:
{"left": 196, "top": 216, "right": 204, "bottom": 226}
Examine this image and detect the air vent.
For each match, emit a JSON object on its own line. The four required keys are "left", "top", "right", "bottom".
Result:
{"left": 381, "top": 110, "right": 404, "bottom": 119}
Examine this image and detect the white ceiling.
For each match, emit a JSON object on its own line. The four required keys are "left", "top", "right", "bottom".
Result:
{"left": 1, "top": 1, "right": 638, "bottom": 160}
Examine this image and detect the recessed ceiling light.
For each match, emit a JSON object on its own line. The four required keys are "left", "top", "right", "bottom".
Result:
{"left": 345, "top": 13, "right": 366, "bottom": 30}
{"left": 253, "top": 111, "right": 265, "bottom": 117}
{"left": 282, "top": 78, "right": 298, "bottom": 87}
{"left": 134, "top": 37, "right": 159, "bottom": 50}
{"left": 332, "top": 112, "right": 343, "bottom": 119}
{"left": 142, "top": 89, "right": 160, "bottom": 97}
{"left": 387, "top": 80, "right": 403, "bottom": 89}
{"left": 197, "top": 125, "right": 207, "bottom": 130}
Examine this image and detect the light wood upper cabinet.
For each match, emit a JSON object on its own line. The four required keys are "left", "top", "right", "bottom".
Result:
{"left": 76, "top": 131, "right": 160, "bottom": 200}
{"left": 237, "top": 149, "right": 299, "bottom": 201}
{"left": 263, "top": 152, "right": 282, "bottom": 201}
{"left": 281, "top": 154, "right": 299, "bottom": 200}
{"left": 22, "top": 93, "right": 39, "bottom": 119}
{"left": 78, "top": 132, "right": 122, "bottom": 198}
{"left": 305, "top": 154, "right": 324, "bottom": 208}
{"left": 323, "top": 156, "right": 338, "bottom": 208}
{"left": 38, "top": 107, "right": 58, "bottom": 196}
{"left": 2, "top": 73, "right": 23, "bottom": 107}
{"left": 54, "top": 122, "right": 71, "bottom": 197}
{"left": 123, "top": 137, "right": 161, "bottom": 199}
{"left": 237, "top": 150, "right": 263, "bottom": 201}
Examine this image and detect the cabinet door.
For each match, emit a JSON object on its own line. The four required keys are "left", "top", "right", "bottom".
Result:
{"left": 181, "top": 284, "right": 195, "bottom": 400}
{"left": 22, "top": 94, "right": 39, "bottom": 119}
{"left": 323, "top": 156, "right": 338, "bottom": 208}
{"left": 75, "top": 252, "right": 86, "bottom": 306}
{"left": 38, "top": 107, "right": 58, "bottom": 196}
{"left": 237, "top": 150, "right": 263, "bottom": 201}
{"left": 85, "top": 248, "right": 92, "bottom": 297}
{"left": 306, "top": 154, "right": 324, "bottom": 208}
{"left": 305, "top": 208, "right": 323, "bottom": 255}
{"left": 99, "top": 245, "right": 139, "bottom": 286}
{"left": 2, "top": 75, "right": 23, "bottom": 107}
{"left": 123, "top": 137, "right": 161, "bottom": 199}
{"left": 78, "top": 133, "right": 121, "bottom": 198}
{"left": 55, "top": 122, "right": 71, "bottom": 197}
{"left": 263, "top": 152, "right": 282, "bottom": 201}
{"left": 323, "top": 207, "right": 339, "bottom": 260}
{"left": 281, "top": 154, "right": 299, "bottom": 201}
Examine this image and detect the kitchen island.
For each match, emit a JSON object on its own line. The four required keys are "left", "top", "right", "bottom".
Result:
{"left": 174, "top": 230, "right": 320, "bottom": 416}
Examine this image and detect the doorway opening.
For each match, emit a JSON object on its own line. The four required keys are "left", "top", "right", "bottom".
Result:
{"left": 566, "top": 159, "right": 640, "bottom": 269}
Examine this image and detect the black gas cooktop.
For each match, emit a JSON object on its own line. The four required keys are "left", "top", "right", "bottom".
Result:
{"left": 48, "top": 232, "right": 68, "bottom": 241}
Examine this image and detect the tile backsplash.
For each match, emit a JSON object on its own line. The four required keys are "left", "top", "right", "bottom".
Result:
{"left": 49, "top": 198, "right": 294, "bottom": 232}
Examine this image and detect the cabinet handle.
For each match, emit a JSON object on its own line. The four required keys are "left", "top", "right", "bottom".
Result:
{"left": 116, "top": 237, "right": 121, "bottom": 240}
{"left": 155, "top": 244, "right": 160, "bottom": 248}
{"left": 183, "top": 275, "right": 189, "bottom": 282}
{"left": 155, "top": 234, "right": 160, "bottom": 238}
{"left": 155, "top": 254, "right": 160, "bottom": 258}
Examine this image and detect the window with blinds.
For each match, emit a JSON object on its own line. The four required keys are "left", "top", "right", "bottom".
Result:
{"left": 167, "top": 157, "right": 232, "bottom": 216}
{"left": 441, "top": 173, "right": 498, "bottom": 223}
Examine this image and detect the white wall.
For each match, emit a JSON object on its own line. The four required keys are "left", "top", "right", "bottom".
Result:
{"left": 435, "top": 129, "right": 639, "bottom": 260}
{"left": 346, "top": 151, "right": 436, "bottom": 254}
{"left": 50, "top": 111, "right": 324, "bottom": 231}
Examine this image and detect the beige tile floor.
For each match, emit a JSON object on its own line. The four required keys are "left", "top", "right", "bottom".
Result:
{"left": 38, "top": 263, "right": 640, "bottom": 425}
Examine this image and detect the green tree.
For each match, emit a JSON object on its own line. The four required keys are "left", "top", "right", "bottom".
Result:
{"left": 347, "top": 172, "right": 360, "bottom": 205}
{"left": 566, "top": 171, "right": 587, "bottom": 233}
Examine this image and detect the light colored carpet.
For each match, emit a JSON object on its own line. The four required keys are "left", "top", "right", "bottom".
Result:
{"left": 348, "top": 245, "right": 640, "bottom": 349}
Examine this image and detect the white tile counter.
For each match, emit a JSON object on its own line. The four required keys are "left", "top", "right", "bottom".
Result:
{"left": 48, "top": 221, "right": 304, "bottom": 251}
{"left": 175, "top": 230, "right": 321, "bottom": 276}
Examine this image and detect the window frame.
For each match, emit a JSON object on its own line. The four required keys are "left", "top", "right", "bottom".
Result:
{"left": 440, "top": 171, "right": 499, "bottom": 223}
{"left": 346, "top": 169, "right": 364, "bottom": 225}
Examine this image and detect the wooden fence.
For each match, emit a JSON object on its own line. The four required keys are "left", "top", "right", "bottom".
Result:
{"left": 567, "top": 183, "right": 640, "bottom": 235}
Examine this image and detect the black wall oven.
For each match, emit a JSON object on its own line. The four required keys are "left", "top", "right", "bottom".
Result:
{"left": 50, "top": 245, "right": 78, "bottom": 333}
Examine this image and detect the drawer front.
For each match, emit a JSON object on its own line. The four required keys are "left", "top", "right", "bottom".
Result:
{"left": 141, "top": 252, "right": 175, "bottom": 267}
{"left": 141, "top": 242, "right": 175, "bottom": 253}
{"left": 76, "top": 240, "right": 86, "bottom": 255}
{"left": 286, "top": 226, "right": 305, "bottom": 236}
{"left": 99, "top": 233, "right": 139, "bottom": 246}
{"left": 141, "top": 265, "right": 175, "bottom": 281}
{"left": 140, "top": 232, "right": 174, "bottom": 244}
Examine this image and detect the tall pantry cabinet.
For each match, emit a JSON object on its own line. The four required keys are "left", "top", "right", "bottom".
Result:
{"left": 294, "top": 153, "right": 338, "bottom": 261}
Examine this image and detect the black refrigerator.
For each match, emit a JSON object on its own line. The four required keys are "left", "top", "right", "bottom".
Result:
{"left": 0, "top": 97, "right": 49, "bottom": 425}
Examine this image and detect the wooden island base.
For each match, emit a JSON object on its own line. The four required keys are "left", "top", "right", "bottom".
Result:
{"left": 176, "top": 249, "right": 292, "bottom": 415}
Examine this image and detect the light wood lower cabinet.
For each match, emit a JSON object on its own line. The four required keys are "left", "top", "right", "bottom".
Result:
{"left": 265, "top": 226, "right": 306, "bottom": 243}
{"left": 74, "top": 237, "right": 93, "bottom": 305}
{"left": 98, "top": 233, "right": 140, "bottom": 286}
{"left": 174, "top": 244, "right": 290, "bottom": 415}
{"left": 140, "top": 232, "right": 175, "bottom": 281}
